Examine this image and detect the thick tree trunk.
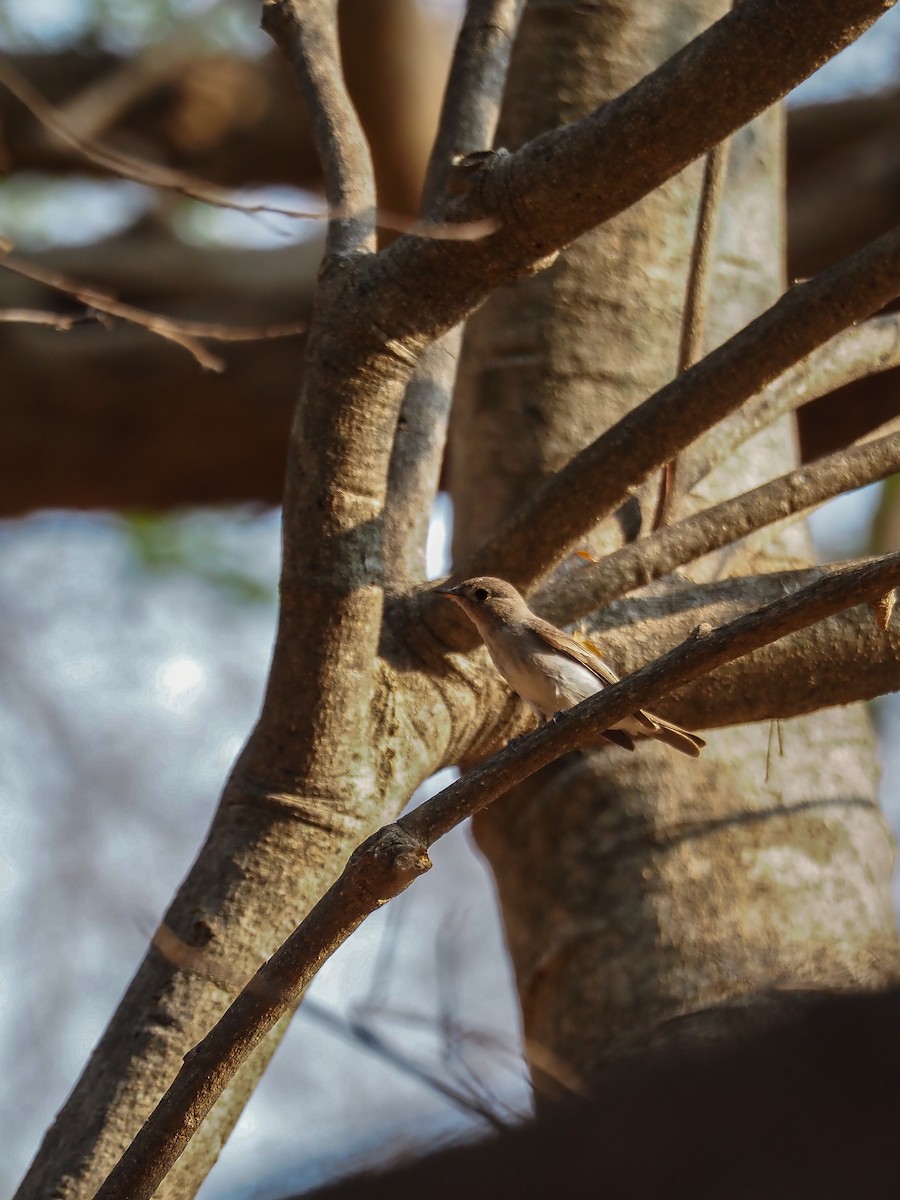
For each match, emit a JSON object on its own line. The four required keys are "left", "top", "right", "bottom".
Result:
{"left": 451, "top": 0, "right": 898, "bottom": 1090}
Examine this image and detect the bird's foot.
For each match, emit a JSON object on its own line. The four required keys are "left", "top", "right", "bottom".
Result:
{"left": 549, "top": 709, "right": 572, "bottom": 723}
{"left": 506, "top": 732, "right": 531, "bottom": 750}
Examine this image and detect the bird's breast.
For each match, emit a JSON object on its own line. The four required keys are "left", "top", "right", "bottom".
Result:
{"left": 486, "top": 631, "right": 604, "bottom": 721}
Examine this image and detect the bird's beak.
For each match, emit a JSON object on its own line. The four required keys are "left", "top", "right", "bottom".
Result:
{"left": 433, "top": 583, "right": 463, "bottom": 600}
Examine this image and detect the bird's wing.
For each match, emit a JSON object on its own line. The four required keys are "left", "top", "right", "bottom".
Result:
{"left": 530, "top": 618, "right": 656, "bottom": 730}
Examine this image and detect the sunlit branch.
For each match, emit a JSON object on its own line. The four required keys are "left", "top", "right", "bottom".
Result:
{"left": 384, "top": 0, "right": 524, "bottom": 583}
{"left": 450, "top": 224, "right": 900, "bottom": 595}
{"left": 540, "top": 430, "right": 900, "bottom": 625}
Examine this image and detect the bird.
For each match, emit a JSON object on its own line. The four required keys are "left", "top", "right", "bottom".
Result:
{"left": 435, "top": 575, "right": 705, "bottom": 757}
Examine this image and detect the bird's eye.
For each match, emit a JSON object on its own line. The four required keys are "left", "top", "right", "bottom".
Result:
{"left": 473, "top": 587, "right": 489, "bottom": 603}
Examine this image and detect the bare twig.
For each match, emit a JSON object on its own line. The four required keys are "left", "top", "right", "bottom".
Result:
{"left": 0, "top": 54, "right": 501, "bottom": 243}
{"left": 540, "top": 431, "right": 900, "bottom": 625}
{"left": 0, "top": 239, "right": 305, "bottom": 370}
{"left": 0, "top": 56, "right": 325, "bottom": 226}
{"left": 684, "top": 311, "right": 900, "bottom": 492}
{"left": 0, "top": 307, "right": 101, "bottom": 330}
{"left": 384, "top": 0, "right": 524, "bottom": 583}
{"left": 302, "top": 999, "right": 508, "bottom": 1131}
{"left": 450, "top": 223, "right": 900, "bottom": 595}
{"left": 261, "top": 0, "right": 376, "bottom": 257}
{"left": 653, "top": 136, "right": 730, "bottom": 530}
{"left": 94, "top": 550, "right": 900, "bottom": 1200}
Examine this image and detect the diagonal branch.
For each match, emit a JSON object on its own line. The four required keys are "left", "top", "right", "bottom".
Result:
{"left": 0, "top": 55, "right": 328, "bottom": 226}
{"left": 540, "top": 431, "right": 900, "bottom": 626}
{"left": 383, "top": 0, "right": 524, "bottom": 584}
{"left": 449, "top": 223, "right": 900, "bottom": 595}
{"left": 94, "top": 550, "right": 900, "bottom": 1200}
{"left": 571, "top": 565, "right": 900, "bottom": 728}
{"left": 0, "top": 239, "right": 305, "bottom": 371}
{"left": 684, "top": 311, "right": 900, "bottom": 492}
{"left": 261, "top": 0, "right": 376, "bottom": 257}
{"left": 373, "top": 0, "right": 896, "bottom": 337}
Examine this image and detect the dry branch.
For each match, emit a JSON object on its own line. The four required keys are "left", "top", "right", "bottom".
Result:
{"left": 262, "top": 0, "right": 376, "bottom": 257}
{"left": 0, "top": 239, "right": 305, "bottom": 370}
{"left": 376, "top": 0, "right": 897, "bottom": 335}
{"left": 0, "top": 56, "right": 329, "bottom": 225}
{"left": 94, "top": 550, "right": 900, "bottom": 1200}
{"left": 541, "top": 431, "right": 900, "bottom": 625}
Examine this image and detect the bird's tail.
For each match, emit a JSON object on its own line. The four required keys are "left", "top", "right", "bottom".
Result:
{"left": 649, "top": 717, "right": 705, "bottom": 758}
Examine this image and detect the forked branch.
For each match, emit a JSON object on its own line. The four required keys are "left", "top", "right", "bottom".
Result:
{"left": 0, "top": 239, "right": 305, "bottom": 370}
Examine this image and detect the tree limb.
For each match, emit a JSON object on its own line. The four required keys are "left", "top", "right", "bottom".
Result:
{"left": 94, "top": 550, "right": 900, "bottom": 1200}
{"left": 449, "top": 223, "right": 900, "bottom": 595}
{"left": 383, "top": 0, "right": 523, "bottom": 583}
{"left": 577, "top": 567, "right": 900, "bottom": 728}
{"left": 540, "top": 431, "right": 900, "bottom": 625}
{"left": 262, "top": 0, "right": 377, "bottom": 257}
{"left": 373, "top": 0, "right": 896, "bottom": 336}
{"left": 0, "top": 239, "right": 305, "bottom": 371}
{"left": 685, "top": 311, "right": 900, "bottom": 491}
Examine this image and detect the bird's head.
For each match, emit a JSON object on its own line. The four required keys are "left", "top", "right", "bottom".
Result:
{"left": 433, "top": 576, "right": 528, "bottom": 627}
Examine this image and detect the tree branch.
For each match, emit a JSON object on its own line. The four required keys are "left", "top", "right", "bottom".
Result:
{"left": 383, "top": 0, "right": 523, "bottom": 583}
{"left": 261, "top": 0, "right": 377, "bottom": 257}
{"left": 0, "top": 239, "right": 305, "bottom": 371}
{"left": 540, "top": 431, "right": 900, "bottom": 626}
{"left": 94, "top": 550, "right": 900, "bottom": 1200}
{"left": 450, "top": 223, "right": 900, "bottom": 594}
{"left": 577, "top": 566, "right": 900, "bottom": 728}
{"left": 373, "top": 0, "right": 896, "bottom": 337}
{"left": 0, "top": 56, "right": 332, "bottom": 226}
{"left": 684, "top": 311, "right": 900, "bottom": 492}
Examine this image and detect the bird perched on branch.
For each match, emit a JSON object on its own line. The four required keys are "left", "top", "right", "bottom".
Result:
{"left": 436, "top": 575, "right": 705, "bottom": 757}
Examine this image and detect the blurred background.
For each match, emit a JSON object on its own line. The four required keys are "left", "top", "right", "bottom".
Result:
{"left": 1, "top": 1, "right": 899, "bottom": 1196}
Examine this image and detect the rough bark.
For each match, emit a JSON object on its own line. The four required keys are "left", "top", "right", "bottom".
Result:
{"left": 451, "top": 0, "right": 898, "bottom": 1093}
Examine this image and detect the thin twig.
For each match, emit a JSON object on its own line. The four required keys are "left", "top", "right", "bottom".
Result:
{"left": 539, "top": 431, "right": 900, "bottom": 626}
{"left": 261, "top": 0, "right": 376, "bottom": 257}
{"left": 652, "top": 136, "right": 730, "bottom": 530}
{"left": 0, "top": 307, "right": 102, "bottom": 330}
{"left": 384, "top": 0, "right": 524, "bottom": 583}
{"left": 301, "top": 999, "right": 509, "bottom": 1130}
{"left": 0, "top": 56, "right": 323, "bottom": 227}
{"left": 0, "top": 239, "right": 305, "bottom": 371}
{"left": 93, "top": 550, "right": 900, "bottom": 1200}
{"left": 450, "top": 223, "right": 900, "bottom": 595}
